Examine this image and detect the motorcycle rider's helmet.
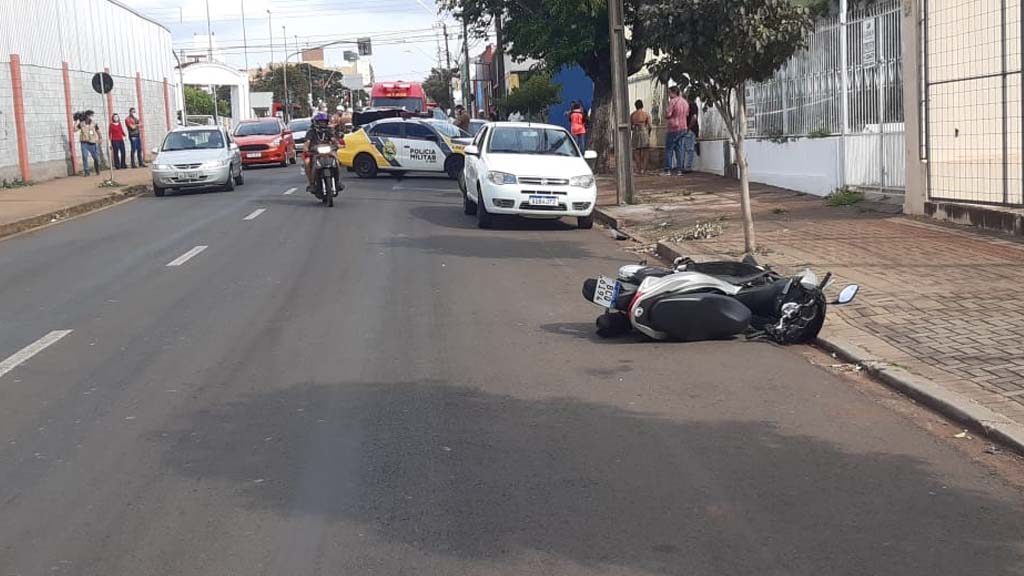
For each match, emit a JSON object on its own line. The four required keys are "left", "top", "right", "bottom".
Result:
{"left": 313, "top": 111, "right": 330, "bottom": 122}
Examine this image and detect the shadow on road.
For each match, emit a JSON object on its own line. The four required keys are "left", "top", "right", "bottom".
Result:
{"left": 409, "top": 205, "right": 581, "bottom": 232}
{"left": 152, "top": 381, "right": 1024, "bottom": 575}
{"left": 377, "top": 233, "right": 592, "bottom": 260}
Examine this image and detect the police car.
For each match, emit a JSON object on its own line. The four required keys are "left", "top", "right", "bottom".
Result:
{"left": 338, "top": 118, "right": 470, "bottom": 179}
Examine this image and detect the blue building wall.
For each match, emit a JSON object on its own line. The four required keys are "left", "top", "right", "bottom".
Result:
{"left": 548, "top": 66, "right": 594, "bottom": 129}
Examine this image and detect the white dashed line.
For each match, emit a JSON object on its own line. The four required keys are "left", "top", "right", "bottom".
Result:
{"left": 166, "top": 245, "right": 208, "bottom": 267}
{"left": 284, "top": 187, "right": 296, "bottom": 195}
{"left": 0, "top": 330, "right": 73, "bottom": 379}
{"left": 243, "top": 208, "right": 266, "bottom": 221}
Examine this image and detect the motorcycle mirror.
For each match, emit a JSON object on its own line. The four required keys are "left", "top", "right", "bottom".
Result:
{"left": 835, "top": 284, "right": 860, "bottom": 305}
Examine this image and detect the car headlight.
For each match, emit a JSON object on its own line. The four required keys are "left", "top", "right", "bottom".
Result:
{"left": 154, "top": 163, "right": 173, "bottom": 171}
{"left": 570, "top": 174, "right": 595, "bottom": 188}
{"left": 200, "top": 159, "right": 228, "bottom": 168}
{"left": 487, "top": 171, "right": 517, "bottom": 185}
{"left": 316, "top": 144, "right": 333, "bottom": 154}
{"left": 271, "top": 137, "right": 282, "bottom": 147}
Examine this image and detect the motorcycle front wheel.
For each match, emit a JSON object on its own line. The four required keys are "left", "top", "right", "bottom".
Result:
{"left": 321, "top": 176, "right": 333, "bottom": 207}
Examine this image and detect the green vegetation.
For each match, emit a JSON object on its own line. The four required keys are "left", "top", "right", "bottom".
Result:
{"left": 498, "top": 73, "right": 562, "bottom": 120}
{"left": 825, "top": 187, "right": 865, "bottom": 206}
{"left": 1, "top": 178, "right": 33, "bottom": 189}
{"left": 807, "top": 126, "right": 832, "bottom": 139}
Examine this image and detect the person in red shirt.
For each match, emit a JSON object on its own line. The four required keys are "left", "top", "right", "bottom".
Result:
{"left": 109, "top": 114, "right": 127, "bottom": 170}
{"left": 569, "top": 102, "right": 587, "bottom": 151}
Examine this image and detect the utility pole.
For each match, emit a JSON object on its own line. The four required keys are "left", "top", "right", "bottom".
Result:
{"left": 267, "top": 10, "right": 274, "bottom": 68}
{"left": 443, "top": 23, "right": 454, "bottom": 112}
{"left": 282, "top": 25, "right": 290, "bottom": 122}
{"left": 493, "top": 11, "right": 506, "bottom": 110}
{"left": 608, "top": 0, "right": 634, "bottom": 204}
{"left": 241, "top": 0, "right": 249, "bottom": 70}
{"left": 462, "top": 14, "right": 472, "bottom": 113}
{"left": 204, "top": 0, "right": 213, "bottom": 61}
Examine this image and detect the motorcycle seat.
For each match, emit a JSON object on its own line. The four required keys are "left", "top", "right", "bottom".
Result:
{"left": 681, "top": 260, "right": 773, "bottom": 286}
{"left": 733, "top": 280, "right": 789, "bottom": 317}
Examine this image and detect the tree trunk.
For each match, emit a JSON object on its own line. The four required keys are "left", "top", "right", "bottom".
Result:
{"left": 733, "top": 89, "right": 757, "bottom": 255}
{"left": 589, "top": 77, "right": 614, "bottom": 174}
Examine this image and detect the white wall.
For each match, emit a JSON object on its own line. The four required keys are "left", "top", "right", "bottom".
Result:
{"left": 695, "top": 137, "right": 843, "bottom": 197}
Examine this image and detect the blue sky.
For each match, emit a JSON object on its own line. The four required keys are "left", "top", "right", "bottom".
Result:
{"left": 122, "top": 0, "right": 487, "bottom": 82}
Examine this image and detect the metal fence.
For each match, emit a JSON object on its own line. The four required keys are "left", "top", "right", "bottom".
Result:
{"left": 923, "top": 0, "right": 1023, "bottom": 206}
{"left": 700, "top": 0, "right": 906, "bottom": 191}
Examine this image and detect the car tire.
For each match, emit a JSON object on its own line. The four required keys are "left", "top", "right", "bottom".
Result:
{"left": 224, "top": 173, "right": 235, "bottom": 191}
{"left": 233, "top": 166, "right": 244, "bottom": 186}
{"left": 476, "top": 185, "right": 493, "bottom": 229}
{"left": 153, "top": 183, "right": 165, "bottom": 197}
{"left": 463, "top": 188, "right": 477, "bottom": 215}
{"left": 445, "top": 156, "right": 464, "bottom": 180}
{"left": 577, "top": 215, "right": 594, "bottom": 229}
{"left": 354, "top": 154, "right": 378, "bottom": 178}
{"left": 279, "top": 156, "right": 288, "bottom": 168}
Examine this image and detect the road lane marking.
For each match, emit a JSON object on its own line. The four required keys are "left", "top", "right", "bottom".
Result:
{"left": 243, "top": 208, "right": 267, "bottom": 221}
{"left": 166, "top": 245, "right": 208, "bottom": 267}
{"left": 0, "top": 330, "right": 73, "bottom": 379}
{"left": 284, "top": 187, "right": 296, "bottom": 195}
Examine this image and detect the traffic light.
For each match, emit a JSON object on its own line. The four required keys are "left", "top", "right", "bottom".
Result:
{"left": 357, "top": 37, "right": 372, "bottom": 56}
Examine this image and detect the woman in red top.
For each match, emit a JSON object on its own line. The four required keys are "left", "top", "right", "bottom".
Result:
{"left": 569, "top": 102, "right": 587, "bottom": 152}
{"left": 109, "top": 114, "right": 127, "bottom": 169}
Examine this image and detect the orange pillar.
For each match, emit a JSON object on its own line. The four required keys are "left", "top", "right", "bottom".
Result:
{"left": 9, "top": 54, "right": 31, "bottom": 182}
{"left": 162, "top": 77, "right": 171, "bottom": 131}
{"left": 135, "top": 72, "right": 147, "bottom": 158}
{"left": 62, "top": 62, "right": 78, "bottom": 174}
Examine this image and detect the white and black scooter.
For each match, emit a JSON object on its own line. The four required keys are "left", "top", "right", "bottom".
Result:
{"left": 582, "top": 257, "right": 859, "bottom": 343}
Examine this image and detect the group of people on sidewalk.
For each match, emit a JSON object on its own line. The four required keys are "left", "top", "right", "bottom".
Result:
{"left": 630, "top": 85, "right": 699, "bottom": 175}
{"left": 74, "top": 109, "right": 145, "bottom": 176}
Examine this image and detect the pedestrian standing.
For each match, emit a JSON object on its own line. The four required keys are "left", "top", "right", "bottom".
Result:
{"left": 662, "top": 85, "right": 689, "bottom": 176}
{"left": 630, "top": 99, "right": 652, "bottom": 174}
{"left": 125, "top": 107, "right": 145, "bottom": 168}
{"left": 77, "top": 112, "right": 102, "bottom": 176}
{"left": 569, "top": 102, "right": 587, "bottom": 151}
{"left": 454, "top": 105, "right": 471, "bottom": 133}
{"left": 109, "top": 114, "right": 127, "bottom": 170}
{"left": 681, "top": 96, "right": 698, "bottom": 173}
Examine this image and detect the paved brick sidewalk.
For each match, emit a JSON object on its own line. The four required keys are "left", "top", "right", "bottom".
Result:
{"left": 597, "top": 172, "right": 1024, "bottom": 447}
{"left": 0, "top": 168, "right": 151, "bottom": 237}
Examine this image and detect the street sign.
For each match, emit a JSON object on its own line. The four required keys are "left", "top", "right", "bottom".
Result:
{"left": 862, "top": 19, "right": 876, "bottom": 67}
{"left": 91, "top": 72, "right": 114, "bottom": 94}
{"left": 357, "top": 37, "right": 372, "bottom": 57}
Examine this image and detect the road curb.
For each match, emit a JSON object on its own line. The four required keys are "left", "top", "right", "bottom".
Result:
{"left": 593, "top": 207, "right": 622, "bottom": 230}
{"left": 653, "top": 237, "right": 1024, "bottom": 455}
{"left": 0, "top": 184, "right": 149, "bottom": 240}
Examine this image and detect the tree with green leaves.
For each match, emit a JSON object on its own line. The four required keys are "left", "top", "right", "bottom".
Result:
{"left": 499, "top": 73, "right": 561, "bottom": 121}
{"left": 440, "top": 0, "right": 653, "bottom": 171}
{"left": 643, "top": 0, "right": 812, "bottom": 254}
{"left": 184, "top": 86, "right": 229, "bottom": 118}
{"left": 250, "top": 64, "right": 348, "bottom": 118}
{"left": 423, "top": 67, "right": 458, "bottom": 112}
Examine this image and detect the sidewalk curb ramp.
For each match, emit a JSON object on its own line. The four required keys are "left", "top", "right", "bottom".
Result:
{"left": 597, "top": 203, "right": 1024, "bottom": 457}
{"left": 0, "top": 184, "right": 150, "bottom": 240}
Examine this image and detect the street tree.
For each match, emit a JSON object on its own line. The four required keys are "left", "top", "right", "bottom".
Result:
{"left": 499, "top": 73, "right": 561, "bottom": 121}
{"left": 643, "top": 0, "right": 811, "bottom": 254}
{"left": 440, "top": 0, "right": 653, "bottom": 171}
{"left": 250, "top": 64, "right": 348, "bottom": 118}
{"left": 423, "top": 67, "right": 458, "bottom": 111}
{"left": 184, "top": 86, "right": 229, "bottom": 118}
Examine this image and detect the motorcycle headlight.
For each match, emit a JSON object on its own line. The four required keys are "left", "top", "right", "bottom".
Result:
{"left": 200, "top": 159, "right": 227, "bottom": 168}
{"left": 570, "top": 174, "right": 595, "bottom": 188}
{"left": 316, "top": 144, "right": 333, "bottom": 154}
{"left": 487, "top": 171, "right": 517, "bottom": 185}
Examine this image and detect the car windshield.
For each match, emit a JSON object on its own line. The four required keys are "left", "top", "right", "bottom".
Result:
{"left": 288, "top": 119, "right": 311, "bottom": 132}
{"left": 487, "top": 127, "right": 578, "bottom": 156}
{"left": 371, "top": 97, "right": 424, "bottom": 112}
{"left": 235, "top": 121, "right": 280, "bottom": 136}
{"left": 161, "top": 129, "right": 225, "bottom": 151}
{"left": 468, "top": 121, "right": 486, "bottom": 136}
{"left": 428, "top": 121, "right": 469, "bottom": 139}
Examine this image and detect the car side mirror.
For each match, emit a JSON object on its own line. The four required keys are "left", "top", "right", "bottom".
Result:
{"left": 835, "top": 284, "right": 860, "bottom": 305}
{"left": 464, "top": 144, "right": 480, "bottom": 156}
{"left": 583, "top": 150, "right": 598, "bottom": 160}
{"left": 230, "top": 142, "right": 239, "bottom": 150}
{"left": 150, "top": 147, "right": 159, "bottom": 155}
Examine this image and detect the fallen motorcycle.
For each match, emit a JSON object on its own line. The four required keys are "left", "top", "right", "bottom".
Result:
{"left": 581, "top": 257, "right": 859, "bottom": 343}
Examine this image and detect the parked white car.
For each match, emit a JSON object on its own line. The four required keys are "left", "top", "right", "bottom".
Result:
{"left": 462, "top": 122, "right": 598, "bottom": 229}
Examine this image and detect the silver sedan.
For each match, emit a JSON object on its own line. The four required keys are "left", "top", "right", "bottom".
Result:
{"left": 150, "top": 126, "right": 244, "bottom": 197}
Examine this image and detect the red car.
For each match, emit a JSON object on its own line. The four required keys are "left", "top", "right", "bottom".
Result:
{"left": 234, "top": 118, "right": 297, "bottom": 167}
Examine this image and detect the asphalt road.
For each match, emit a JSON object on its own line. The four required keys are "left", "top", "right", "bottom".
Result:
{"left": 1, "top": 166, "right": 1022, "bottom": 576}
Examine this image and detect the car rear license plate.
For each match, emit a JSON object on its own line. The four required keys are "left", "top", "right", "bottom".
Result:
{"left": 528, "top": 195, "right": 558, "bottom": 207}
{"left": 592, "top": 276, "right": 621, "bottom": 310}
{"left": 246, "top": 152, "right": 262, "bottom": 158}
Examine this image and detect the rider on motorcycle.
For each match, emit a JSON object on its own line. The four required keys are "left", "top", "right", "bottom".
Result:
{"left": 304, "top": 109, "right": 340, "bottom": 193}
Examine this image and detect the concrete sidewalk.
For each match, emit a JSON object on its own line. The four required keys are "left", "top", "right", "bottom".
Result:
{"left": 596, "top": 172, "right": 1024, "bottom": 453}
{"left": 0, "top": 168, "right": 151, "bottom": 238}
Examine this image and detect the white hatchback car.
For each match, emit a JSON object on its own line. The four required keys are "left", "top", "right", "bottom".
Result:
{"left": 462, "top": 122, "right": 598, "bottom": 229}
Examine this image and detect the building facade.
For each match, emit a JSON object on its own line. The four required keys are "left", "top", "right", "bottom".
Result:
{"left": 0, "top": 0, "right": 179, "bottom": 182}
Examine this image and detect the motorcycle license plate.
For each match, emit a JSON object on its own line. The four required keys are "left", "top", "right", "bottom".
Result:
{"left": 528, "top": 195, "right": 558, "bottom": 207}
{"left": 246, "top": 152, "right": 262, "bottom": 158}
{"left": 592, "top": 276, "right": 621, "bottom": 310}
